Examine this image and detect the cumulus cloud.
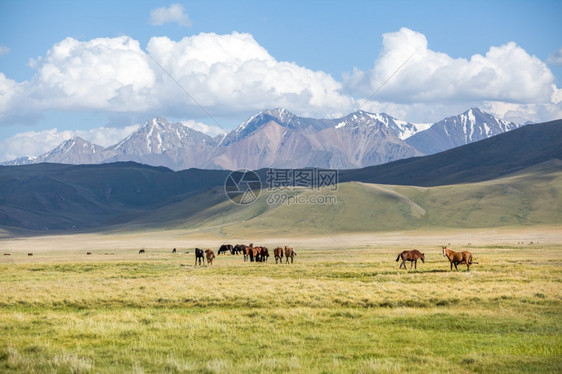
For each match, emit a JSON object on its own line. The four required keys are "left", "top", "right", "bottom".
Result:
{"left": 27, "top": 36, "right": 155, "bottom": 111}
{"left": 150, "top": 3, "right": 191, "bottom": 27}
{"left": 342, "top": 27, "right": 561, "bottom": 123}
{"left": 146, "top": 32, "right": 353, "bottom": 116}
{"left": 0, "top": 32, "right": 353, "bottom": 124}
{"left": 0, "top": 125, "right": 139, "bottom": 162}
{"left": 547, "top": 48, "right": 562, "bottom": 66}
{"left": 0, "top": 45, "right": 10, "bottom": 56}
{"left": 345, "top": 28, "right": 556, "bottom": 105}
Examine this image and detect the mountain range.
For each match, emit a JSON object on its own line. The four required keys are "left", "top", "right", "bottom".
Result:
{"left": 2, "top": 108, "right": 524, "bottom": 170}
{"left": 1, "top": 119, "right": 560, "bottom": 232}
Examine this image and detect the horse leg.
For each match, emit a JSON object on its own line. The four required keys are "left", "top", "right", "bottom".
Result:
{"left": 454, "top": 262, "right": 458, "bottom": 271}
{"left": 414, "top": 259, "right": 417, "bottom": 270}
{"left": 450, "top": 261, "right": 453, "bottom": 271}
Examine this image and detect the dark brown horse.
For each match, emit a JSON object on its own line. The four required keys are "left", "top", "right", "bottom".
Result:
{"left": 195, "top": 248, "right": 205, "bottom": 266}
{"left": 396, "top": 249, "right": 425, "bottom": 270}
{"left": 442, "top": 246, "right": 473, "bottom": 271}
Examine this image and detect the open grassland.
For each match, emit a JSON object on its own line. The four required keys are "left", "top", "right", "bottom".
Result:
{"left": 0, "top": 230, "right": 561, "bottom": 373}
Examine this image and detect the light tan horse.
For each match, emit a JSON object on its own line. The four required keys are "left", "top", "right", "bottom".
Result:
{"left": 442, "top": 246, "right": 473, "bottom": 271}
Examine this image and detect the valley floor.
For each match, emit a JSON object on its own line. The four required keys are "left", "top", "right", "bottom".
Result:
{"left": 0, "top": 228, "right": 561, "bottom": 373}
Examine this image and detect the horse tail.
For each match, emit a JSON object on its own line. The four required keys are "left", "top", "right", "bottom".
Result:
{"left": 396, "top": 253, "right": 401, "bottom": 262}
{"left": 468, "top": 254, "right": 473, "bottom": 264}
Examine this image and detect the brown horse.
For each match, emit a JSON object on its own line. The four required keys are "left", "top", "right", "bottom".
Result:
{"left": 442, "top": 246, "right": 473, "bottom": 271}
{"left": 205, "top": 249, "right": 215, "bottom": 265}
{"left": 396, "top": 249, "right": 425, "bottom": 270}
{"left": 284, "top": 246, "right": 296, "bottom": 264}
{"left": 273, "top": 247, "right": 283, "bottom": 264}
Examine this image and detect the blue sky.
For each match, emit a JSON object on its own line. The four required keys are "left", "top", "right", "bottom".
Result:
{"left": 0, "top": 0, "right": 560, "bottom": 161}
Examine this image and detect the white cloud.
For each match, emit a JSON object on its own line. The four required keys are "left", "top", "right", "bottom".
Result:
{"left": 146, "top": 32, "right": 353, "bottom": 117}
{"left": 342, "top": 27, "right": 561, "bottom": 124}
{"left": 0, "top": 45, "right": 10, "bottom": 56}
{"left": 181, "top": 120, "right": 225, "bottom": 137}
{"left": 26, "top": 36, "right": 155, "bottom": 111}
{"left": 0, "top": 125, "right": 139, "bottom": 162}
{"left": 547, "top": 48, "right": 562, "bottom": 66}
{"left": 0, "top": 32, "right": 353, "bottom": 124}
{"left": 150, "top": 3, "right": 191, "bottom": 27}
{"left": 345, "top": 28, "right": 556, "bottom": 105}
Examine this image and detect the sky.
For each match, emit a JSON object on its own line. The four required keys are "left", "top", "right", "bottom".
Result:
{"left": 0, "top": 0, "right": 561, "bottom": 162}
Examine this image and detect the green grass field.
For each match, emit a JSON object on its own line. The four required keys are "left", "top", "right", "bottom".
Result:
{"left": 1, "top": 237, "right": 560, "bottom": 373}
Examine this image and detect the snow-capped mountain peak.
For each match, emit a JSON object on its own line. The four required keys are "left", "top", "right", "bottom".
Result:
{"left": 334, "top": 110, "right": 427, "bottom": 140}
{"left": 406, "top": 108, "right": 523, "bottom": 154}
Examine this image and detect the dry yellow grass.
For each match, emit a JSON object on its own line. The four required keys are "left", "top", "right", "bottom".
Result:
{"left": 0, "top": 228, "right": 561, "bottom": 373}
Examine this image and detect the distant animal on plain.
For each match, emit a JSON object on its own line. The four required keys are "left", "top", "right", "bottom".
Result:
{"left": 4, "top": 253, "right": 10, "bottom": 256}
{"left": 396, "top": 249, "right": 425, "bottom": 270}
{"left": 86, "top": 252, "right": 92, "bottom": 255}
{"left": 442, "top": 246, "right": 475, "bottom": 271}
{"left": 139, "top": 249, "right": 145, "bottom": 254}
{"left": 218, "top": 244, "right": 233, "bottom": 255}
{"left": 249, "top": 246, "right": 261, "bottom": 262}
{"left": 242, "top": 246, "right": 251, "bottom": 262}
{"left": 195, "top": 248, "right": 205, "bottom": 266}
{"left": 273, "top": 247, "right": 283, "bottom": 264}
{"left": 172, "top": 248, "right": 176, "bottom": 253}
{"left": 205, "top": 249, "right": 215, "bottom": 265}
{"left": 28, "top": 253, "right": 33, "bottom": 256}
{"left": 284, "top": 246, "right": 296, "bottom": 264}
{"left": 259, "top": 247, "right": 269, "bottom": 262}
{"left": 233, "top": 244, "right": 244, "bottom": 255}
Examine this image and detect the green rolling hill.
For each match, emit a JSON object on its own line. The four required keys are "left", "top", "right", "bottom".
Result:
{"left": 136, "top": 160, "right": 560, "bottom": 236}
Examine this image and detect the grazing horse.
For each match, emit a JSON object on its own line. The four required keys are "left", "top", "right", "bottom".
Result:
{"left": 273, "top": 247, "right": 283, "bottom": 264}
{"left": 233, "top": 244, "right": 244, "bottom": 255}
{"left": 205, "top": 249, "right": 215, "bottom": 265}
{"left": 172, "top": 248, "right": 176, "bottom": 253}
{"left": 442, "top": 246, "right": 473, "bottom": 271}
{"left": 218, "top": 244, "right": 233, "bottom": 255}
{"left": 284, "top": 246, "right": 296, "bottom": 264}
{"left": 195, "top": 248, "right": 205, "bottom": 266}
{"left": 138, "top": 249, "right": 145, "bottom": 254}
{"left": 396, "top": 249, "right": 425, "bottom": 270}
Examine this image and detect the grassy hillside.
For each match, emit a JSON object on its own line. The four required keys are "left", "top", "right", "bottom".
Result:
{"left": 124, "top": 160, "right": 562, "bottom": 236}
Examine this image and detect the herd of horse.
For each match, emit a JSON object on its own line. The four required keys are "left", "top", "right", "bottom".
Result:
{"left": 137, "top": 244, "right": 475, "bottom": 271}
{"left": 396, "top": 246, "right": 477, "bottom": 271}
{"left": 191, "top": 244, "right": 297, "bottom": 266}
